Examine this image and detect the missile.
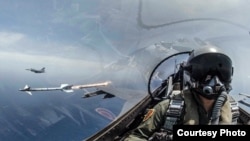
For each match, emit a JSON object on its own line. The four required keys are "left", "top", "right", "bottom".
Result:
{"left": 19, "top": 84, "right": 73, "bottom": 95}
{"left": 19, "top": 81, "right": 111, "bottom": 95}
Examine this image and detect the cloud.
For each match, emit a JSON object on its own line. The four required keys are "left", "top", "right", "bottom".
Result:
{"left": 0, "top": 32, "right": 26, "bottom": 46}
{"left": 140, "top": 0, "right": 250, "bottom": 26}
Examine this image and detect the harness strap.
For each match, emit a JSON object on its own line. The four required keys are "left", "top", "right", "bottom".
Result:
{"left": 162, "top": 92, "right": 239, "bottom": 131}
{"left": 162, "top": 91, "right": 184, "bottom": 131}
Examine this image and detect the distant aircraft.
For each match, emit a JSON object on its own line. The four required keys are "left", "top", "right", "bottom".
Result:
{"left": 25, "top": 67, "right": 45, "bottom": 73}
{"left": 19, "top": 81, "right": 110, "bottom": 95}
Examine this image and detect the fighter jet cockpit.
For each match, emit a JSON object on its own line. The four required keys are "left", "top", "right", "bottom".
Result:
{"left": 0, "top": 0, "right": 250, "bottom": 141}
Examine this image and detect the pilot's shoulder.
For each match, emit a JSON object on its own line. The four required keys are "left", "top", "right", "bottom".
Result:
{"left": 157, "top": 99, "right": 171, "bottom": 107}
{"left": 151, "top": 99, "right": 170, "bottom": 117}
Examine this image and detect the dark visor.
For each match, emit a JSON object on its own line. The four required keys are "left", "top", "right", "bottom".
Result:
{"left": 188, "top": 53, "right": 233, "bottom": 83}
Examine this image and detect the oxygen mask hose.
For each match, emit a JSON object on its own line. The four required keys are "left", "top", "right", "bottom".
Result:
{"left": 210, "top": 89, "right": 227, "bottom": 125}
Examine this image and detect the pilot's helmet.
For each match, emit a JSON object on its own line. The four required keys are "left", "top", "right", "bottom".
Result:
{"left": 184, "top": 45, "right": 233, "bottom": 99}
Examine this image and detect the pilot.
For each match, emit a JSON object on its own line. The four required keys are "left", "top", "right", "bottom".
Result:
{"left": 124, "top": 45, "right": 238, "bottom": 141}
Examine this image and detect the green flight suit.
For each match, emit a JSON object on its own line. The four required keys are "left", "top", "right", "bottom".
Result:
{"left": 124, "top": 89, "right": 233, "bottom": 141}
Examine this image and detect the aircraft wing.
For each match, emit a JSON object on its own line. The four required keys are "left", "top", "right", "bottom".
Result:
{"left": 238, "top": 98, "right": 250, "bottom": 124}
{"left": 239, "top": 93, "right": 250, "bottom": 98}
{"left": 82, "top": 83, "right": 143, "bottom": 99}
{"left": 83, "top": 90, "right": 115, "bottom": 99}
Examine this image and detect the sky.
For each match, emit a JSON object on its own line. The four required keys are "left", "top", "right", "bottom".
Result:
{"left": 0, "top": 0, "right": 250, "bottom": 140}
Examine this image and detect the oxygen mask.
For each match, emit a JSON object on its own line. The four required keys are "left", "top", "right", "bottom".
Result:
{"left": 195, "top": 75, "right": 226, "bottom": 100}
